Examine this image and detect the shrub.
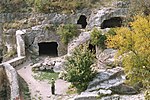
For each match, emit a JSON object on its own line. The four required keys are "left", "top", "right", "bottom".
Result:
{"left": 90, "top": 28, "right": 107, "bottom": 49}
{"left": 57, "top": 24, "right": 79, "bottom": 45}
{"left": 65, "top": 45, "right": 97, "bottom": 92}
{"left": 106, "top": 15, "right": 150, "bottom": 89}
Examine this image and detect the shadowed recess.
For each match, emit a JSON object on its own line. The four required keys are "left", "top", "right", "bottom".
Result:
{"left": 38, "top": 42, "right": 58, "bottom": 56}
{"left": 77, "top": 15, "right": 87, "bottom": 29}
{"left": 101, "top": 17, "right": 122, "bottom": 29}
{"left": 88, "top": 44, "right": 96, "bottom": 54}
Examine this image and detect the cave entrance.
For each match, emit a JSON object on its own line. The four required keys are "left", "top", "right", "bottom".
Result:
{"left": 77, "top": 15, "right": 87, "bottom": 29}
{"left": 101, "top": 17, "right": 122, "bottom": 29}
{"left": 38, "top": 42, "right": 58, "bottom": 56}
{"left": 88, "top": 44, "right": 96, "bottom": 54}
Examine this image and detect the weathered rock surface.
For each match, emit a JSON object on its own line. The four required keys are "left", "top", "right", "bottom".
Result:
{"left": 4, "top": 29, "right": 17, "bottom": 53}
{"left": 110, "top": 84, "right": 138, "bottom": 95}
{"left": 88, "top": 7, "right": 128, "bottom": 29}
{"left": 87, "top": 67, "right": 126, "bottom": 92}
{"left": 97, "top": 49, "right": 118, "bottom": 69}
{"left": 68, "top": 31, "right": 90, "bottom": 55}
{"left": 74, "top": 67, "right": 139, "bottom": 100}
{"left": 74, "top": 93, "right": 98, "bottom": 100}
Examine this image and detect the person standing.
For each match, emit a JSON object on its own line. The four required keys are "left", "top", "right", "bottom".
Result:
{"left": 51, "top": 78, "right": 55, "bottom": 95}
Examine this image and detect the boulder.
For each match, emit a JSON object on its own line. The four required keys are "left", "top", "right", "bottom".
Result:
{"left": 101, "top": 95, "right": 120, "bottom": 100}
{"left": 97, "top": 49, "right": 118, "bottom": 69}
{"left": 74, "top": 93, "right": 98, "bottom": 100}
{"left": 110, "top": 84, "right": 138, "bottom": 95}
{"left": 87, "top": 67, "right": 125, "bottom": 91}
{"left": 86, "top": 66, "right": 138, "bottom": 96}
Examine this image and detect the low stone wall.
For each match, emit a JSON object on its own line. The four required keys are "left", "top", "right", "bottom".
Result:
{"left": 2, "top": 63, "right": 20, "bottom": 100}
{"left": 0, "top": 56, "right": 25, "bottom": 100}
{"left": 6, "top": 56, "right": 25, "bottom": 68}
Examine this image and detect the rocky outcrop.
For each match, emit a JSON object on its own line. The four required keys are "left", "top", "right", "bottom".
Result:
{"left": 87, "top": 67, "right": 125, "bottom": 92}
{"left": 74, "top": 67, "right": 138, "bottom": 100}
{"left": 24, "top": 25, "right": 67, "bottom": 56}
{"left": 88, "top": 7, "right": 127, "bottom": 29}
{"left": 68, "top": 31, "right": 90, "bottom": 55}
{"left": 4, "top": 29, "right": 17, "bottom": 54}
{"left": 97, "top": 49, "right": 118, "bottom": 69}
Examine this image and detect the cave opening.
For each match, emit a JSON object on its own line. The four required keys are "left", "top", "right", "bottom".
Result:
{"left": 88, "top": 44, "right": 96, "bottom": 54}
{"left": 38, "top": 42, "right": 58, "bottom": 56}
{"left": 101, "top": 17, "right": 122, "bottom": 29}
{"left": 77, "top": 15, "right": 87, "bottom": 29}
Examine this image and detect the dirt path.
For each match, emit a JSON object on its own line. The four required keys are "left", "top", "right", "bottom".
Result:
{"left": 17, "top": 61, "right": 72, "bottom": 100}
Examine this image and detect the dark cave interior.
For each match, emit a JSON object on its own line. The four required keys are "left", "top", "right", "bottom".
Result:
{"left": 38, "top": 42, "right": 58, "bottom": 56}
{"left": 77, "top": 15, "right": 87, "bottom": 29}
{"left": 101, "top": 17, "right": 122, "bottom": 29}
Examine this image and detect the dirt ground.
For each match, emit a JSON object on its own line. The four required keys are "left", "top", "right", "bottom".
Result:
{"left": 17, "top": 60, "right": 73, "bottom": 100}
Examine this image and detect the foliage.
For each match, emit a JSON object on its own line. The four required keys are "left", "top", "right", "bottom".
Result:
{"left": 90, "top": 28, "right": 107, "bottom": 49}
{"left": 106, "top": 28, "right": 116, "bottom": 36}
{"left": 106, "top": 16, "right": 150, "bottom": 89}
{"left": 66, "top": 84, "right": 78, "bottom": 94}
{"left": 144, "top": 89, "right": 150, "bottom": 100}
{"left": 57, "top": 24, "right": 79, "bottom": 45}
{"left": 33, "top": 71, "right": 58, "bottom": 83}
{"left": 65, "top": 45, "right": 97, "bottom": 92}
{"left": 0, "top": 0, "right": 115, "bottom": 13}
{"left": 0, "top": 0, "right": 28, "bottom": 13}
{"left": 122, "top": 0, "right": 150, "bottom": 26}
{"left": 128, "top": 0, "right": 150, "bottom": 16}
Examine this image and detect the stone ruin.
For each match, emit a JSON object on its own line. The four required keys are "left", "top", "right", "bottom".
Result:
{"left": 0, "top": 1, "right": 131, "bottom": 99}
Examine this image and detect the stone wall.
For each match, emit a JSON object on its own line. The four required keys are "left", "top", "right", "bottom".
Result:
{"left": 0, "top": 67, "right": 10, "bottom": 99}
{"left": 0, "top": 56, "right": 25, "bottom": 100}
{"left": 0, "top": 27, "right": 26, "bottom": 99}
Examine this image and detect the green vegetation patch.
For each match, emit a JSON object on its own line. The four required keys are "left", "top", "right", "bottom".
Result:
{"left": 106, "top": 15, "right": 150, "bottom": 90}
{"left": 33, "top": 71, "right": 59, "bottom": 83}
{"left": 57, "top": 24, "right": 79, "bottom": 45}
{"left": 65, "top": 44, "right": 97, "bottom": 93}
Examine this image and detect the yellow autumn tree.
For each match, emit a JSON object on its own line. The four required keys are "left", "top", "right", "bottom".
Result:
{"left": 106, "top": 15, "right": 150, "bottom": 89}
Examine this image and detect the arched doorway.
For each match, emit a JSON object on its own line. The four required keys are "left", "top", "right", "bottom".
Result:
{"left": 38, "top": 42, "right": 58, "bottom": 56}
{"left": 77, "top": 15, "right": 87, "bottom": 29}
{"left": 101, "top": 17, "right": 122, "bottom": 29}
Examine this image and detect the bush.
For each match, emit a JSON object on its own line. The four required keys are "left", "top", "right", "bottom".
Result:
{"left": 57, "top": 24, "right": 79, "bottom": 45}
{"left": 65, "top": 45, "right": 97, "bottom": 92}
{"left": 106, "top": 15, "right": 150, "bottom": 89}
{"left": 145, "top": 89, "right": 150, "bottom": 100}
{"left": 90, "top": 28, "right": 107, "bottom": 49}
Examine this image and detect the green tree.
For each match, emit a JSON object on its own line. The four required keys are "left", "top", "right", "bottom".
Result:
{"left": 106, "top": 15, "right": 150, "bottom": 89}
{"left": 90, "top": 28, "right": 107, "bottom": 49}
{"left": 65, "top": 45, "right": 96, "bottom": 92}
{"left": 57, "top": 24, "right": 79, "bottom": 45}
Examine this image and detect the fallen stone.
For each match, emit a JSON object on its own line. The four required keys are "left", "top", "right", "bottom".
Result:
{"left": 87, "top": 67, "right": 125, "bottom": 91}
{"left": 101, "top": 95, "right": 120, "bottom": 100}
{"left": 110, "top": 84, "right": 138, "bottom": 95}
{"left": 74, "top": 93, "right": 99, "bottom": 100}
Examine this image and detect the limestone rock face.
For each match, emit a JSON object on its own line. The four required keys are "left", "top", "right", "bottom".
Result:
{"left": 88, "top": 7, "right": 128, "bottom": 29}
{"left": 83, "top": 67, "right": 138, "bottom": 97}
{"left": 87, "top": 67, "right": 125, "bottom": 92}
{"left": 68, "top": 31, "right": 90, "bottom": 55}
{"left": 24, "top": 25, "right": 67, "bottom": 56}
{"left": 4, "top": 29, "right": 17, "bottom": 53}
{"left": 97, "top": 49, "right": 118, "bottom": 69}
